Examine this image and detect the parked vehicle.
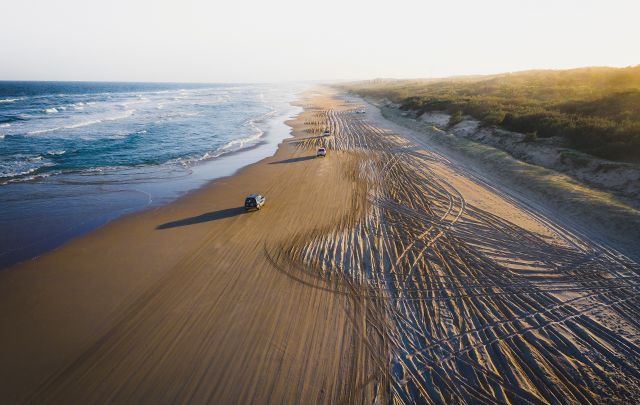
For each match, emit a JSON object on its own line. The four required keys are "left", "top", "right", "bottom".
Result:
{"left": 323, "top": 129, "right": 330, "bottom": 136}
{"left": 355, "top": 109, "right": 366, "bottom": 114}
{"left": 317, "top": 148, "right": 326, "bottom": 157}
{"left": 245, "top": 194, "right": 265, "bottom": 211}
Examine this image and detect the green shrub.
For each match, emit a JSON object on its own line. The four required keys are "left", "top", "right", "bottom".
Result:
{"left": 448, "top": 111, "right": 463, "bottom": 127}
{"left": 596, "top": 163, "right": 622, "bottom": 173}
{"left": 560, "top": 151, "right": 591, "bottom": 167}
{"left": 523, "top": 131, "right": 538, "bottom": 142}
{"left": 481, "top": 110, "right": 506, "bottom": 127}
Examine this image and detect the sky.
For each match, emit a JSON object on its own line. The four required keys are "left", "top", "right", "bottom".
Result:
{"left": 1, "top": 0, "right": 639, "bottom": 83}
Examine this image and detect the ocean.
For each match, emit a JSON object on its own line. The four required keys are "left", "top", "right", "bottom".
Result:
{"left": 0, "top": 81, "right": 306, "bottom": 269}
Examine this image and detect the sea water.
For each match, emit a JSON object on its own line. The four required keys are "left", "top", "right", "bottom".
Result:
{"left": 0, "top": 81, "right": 306, "bottom": 269}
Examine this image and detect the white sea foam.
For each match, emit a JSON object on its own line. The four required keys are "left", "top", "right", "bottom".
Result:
{"left": 153, "top": 111, "right": 199, "bottom": 123}
{"left": 0, "top": 155, "right": 55, "bottom": 179}
{"left": 0, "top": 169, "right": 57, "bottom": 185}
{"left": 3, "top": 167, "right": 38, "bottom": 178}
{"left": 244, "top": 108, "right": 277, "bottom": 129}
{"left": 80, "top": 164, "right": 140, "bottom": 174}
{"left": 192, "top": 107, "right": 276, "bottom": 160}
{"left": 0, "top": 135, "right": 4, "bottom": 139}
{"left": 47, "top": 150, "right": 66, "bottom": 155}
{"left": 27, "top": 110, "right": 135, "bottom": 135}
{"left": 121, "top": 99, "right": 151, "bottom": 108}
{"left": 205, "top": 129, "right": 264, "bottom": 159}
{"left": 45, "top": 108, "right": 58, "bottom": 113}
{"left": 0, "top": 124, "right": 9, "bottom": 128}
{"left": 0, "top": 98, "right": 20, "bottom": 103}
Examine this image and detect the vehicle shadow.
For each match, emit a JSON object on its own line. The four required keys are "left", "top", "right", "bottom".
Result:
{"left": 156, "top": 207, "right": 245, "bottom": 229}
{"left": 269, "top": 156, "right": 316, "bottom": 165}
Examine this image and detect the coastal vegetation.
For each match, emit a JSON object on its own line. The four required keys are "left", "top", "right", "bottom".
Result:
{"left": 447, "top": 110, "right": 462, "bottom": 127}
{"left": 341, "top": 66, "right": 640, "bottom": 161}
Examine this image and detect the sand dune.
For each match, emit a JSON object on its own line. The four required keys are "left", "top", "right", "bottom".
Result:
{"left": 1, "top": 88, "right": 640, "bottom": 404}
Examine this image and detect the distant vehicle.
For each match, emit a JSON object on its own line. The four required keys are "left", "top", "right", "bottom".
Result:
{"left": 245, "top": 194, "right": 265, "bottom": 211}
{"left": 323, "top": 129, "right": 330, "bottom": 136}
{"left": 355, "top": 109, "right": 366, "bottom": 114}
{"left": 317, "top": 148, "right": 326, "bottom": 157}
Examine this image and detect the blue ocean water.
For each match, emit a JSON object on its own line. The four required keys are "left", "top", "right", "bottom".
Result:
{"left": 0, "top": 81, "right": 305, "bottom": 269}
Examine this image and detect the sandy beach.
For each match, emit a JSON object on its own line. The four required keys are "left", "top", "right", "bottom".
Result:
{"left": 2, "top": 88, "right": 640, "bottom": 404}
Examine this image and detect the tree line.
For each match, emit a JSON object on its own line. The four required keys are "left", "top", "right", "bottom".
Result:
{"left": 340, "top": 66, "right": 640, "bottom": 162}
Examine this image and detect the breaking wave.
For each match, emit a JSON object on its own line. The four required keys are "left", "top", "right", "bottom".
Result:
{"left": 27, "top": 110, "right": 135, "bottom": 135}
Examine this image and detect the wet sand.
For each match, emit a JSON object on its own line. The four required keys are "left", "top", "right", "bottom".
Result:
{"left": 2, "top": 88, "right": 640, "bottom": 404}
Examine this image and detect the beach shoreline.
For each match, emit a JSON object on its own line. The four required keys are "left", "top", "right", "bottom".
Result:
{"left": 0, "top": 97, "right": 303, "bottom": 270}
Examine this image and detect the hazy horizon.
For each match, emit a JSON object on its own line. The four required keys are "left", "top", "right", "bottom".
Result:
{"left": 2, "top": 0, "right": 639, "bottom": 83}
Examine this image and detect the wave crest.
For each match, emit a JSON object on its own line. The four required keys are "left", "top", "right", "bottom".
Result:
{"left": 27, "top": 110, "right": 135, "bottom": 135}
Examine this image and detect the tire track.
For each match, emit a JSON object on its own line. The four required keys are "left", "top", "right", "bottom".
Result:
{"left": 265, "top": 91, "right": 640, "bottom": 404}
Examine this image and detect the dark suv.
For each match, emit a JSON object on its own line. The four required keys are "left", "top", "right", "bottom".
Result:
{"left": 245, "top": 194, "right": 265, "bottom": 211}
